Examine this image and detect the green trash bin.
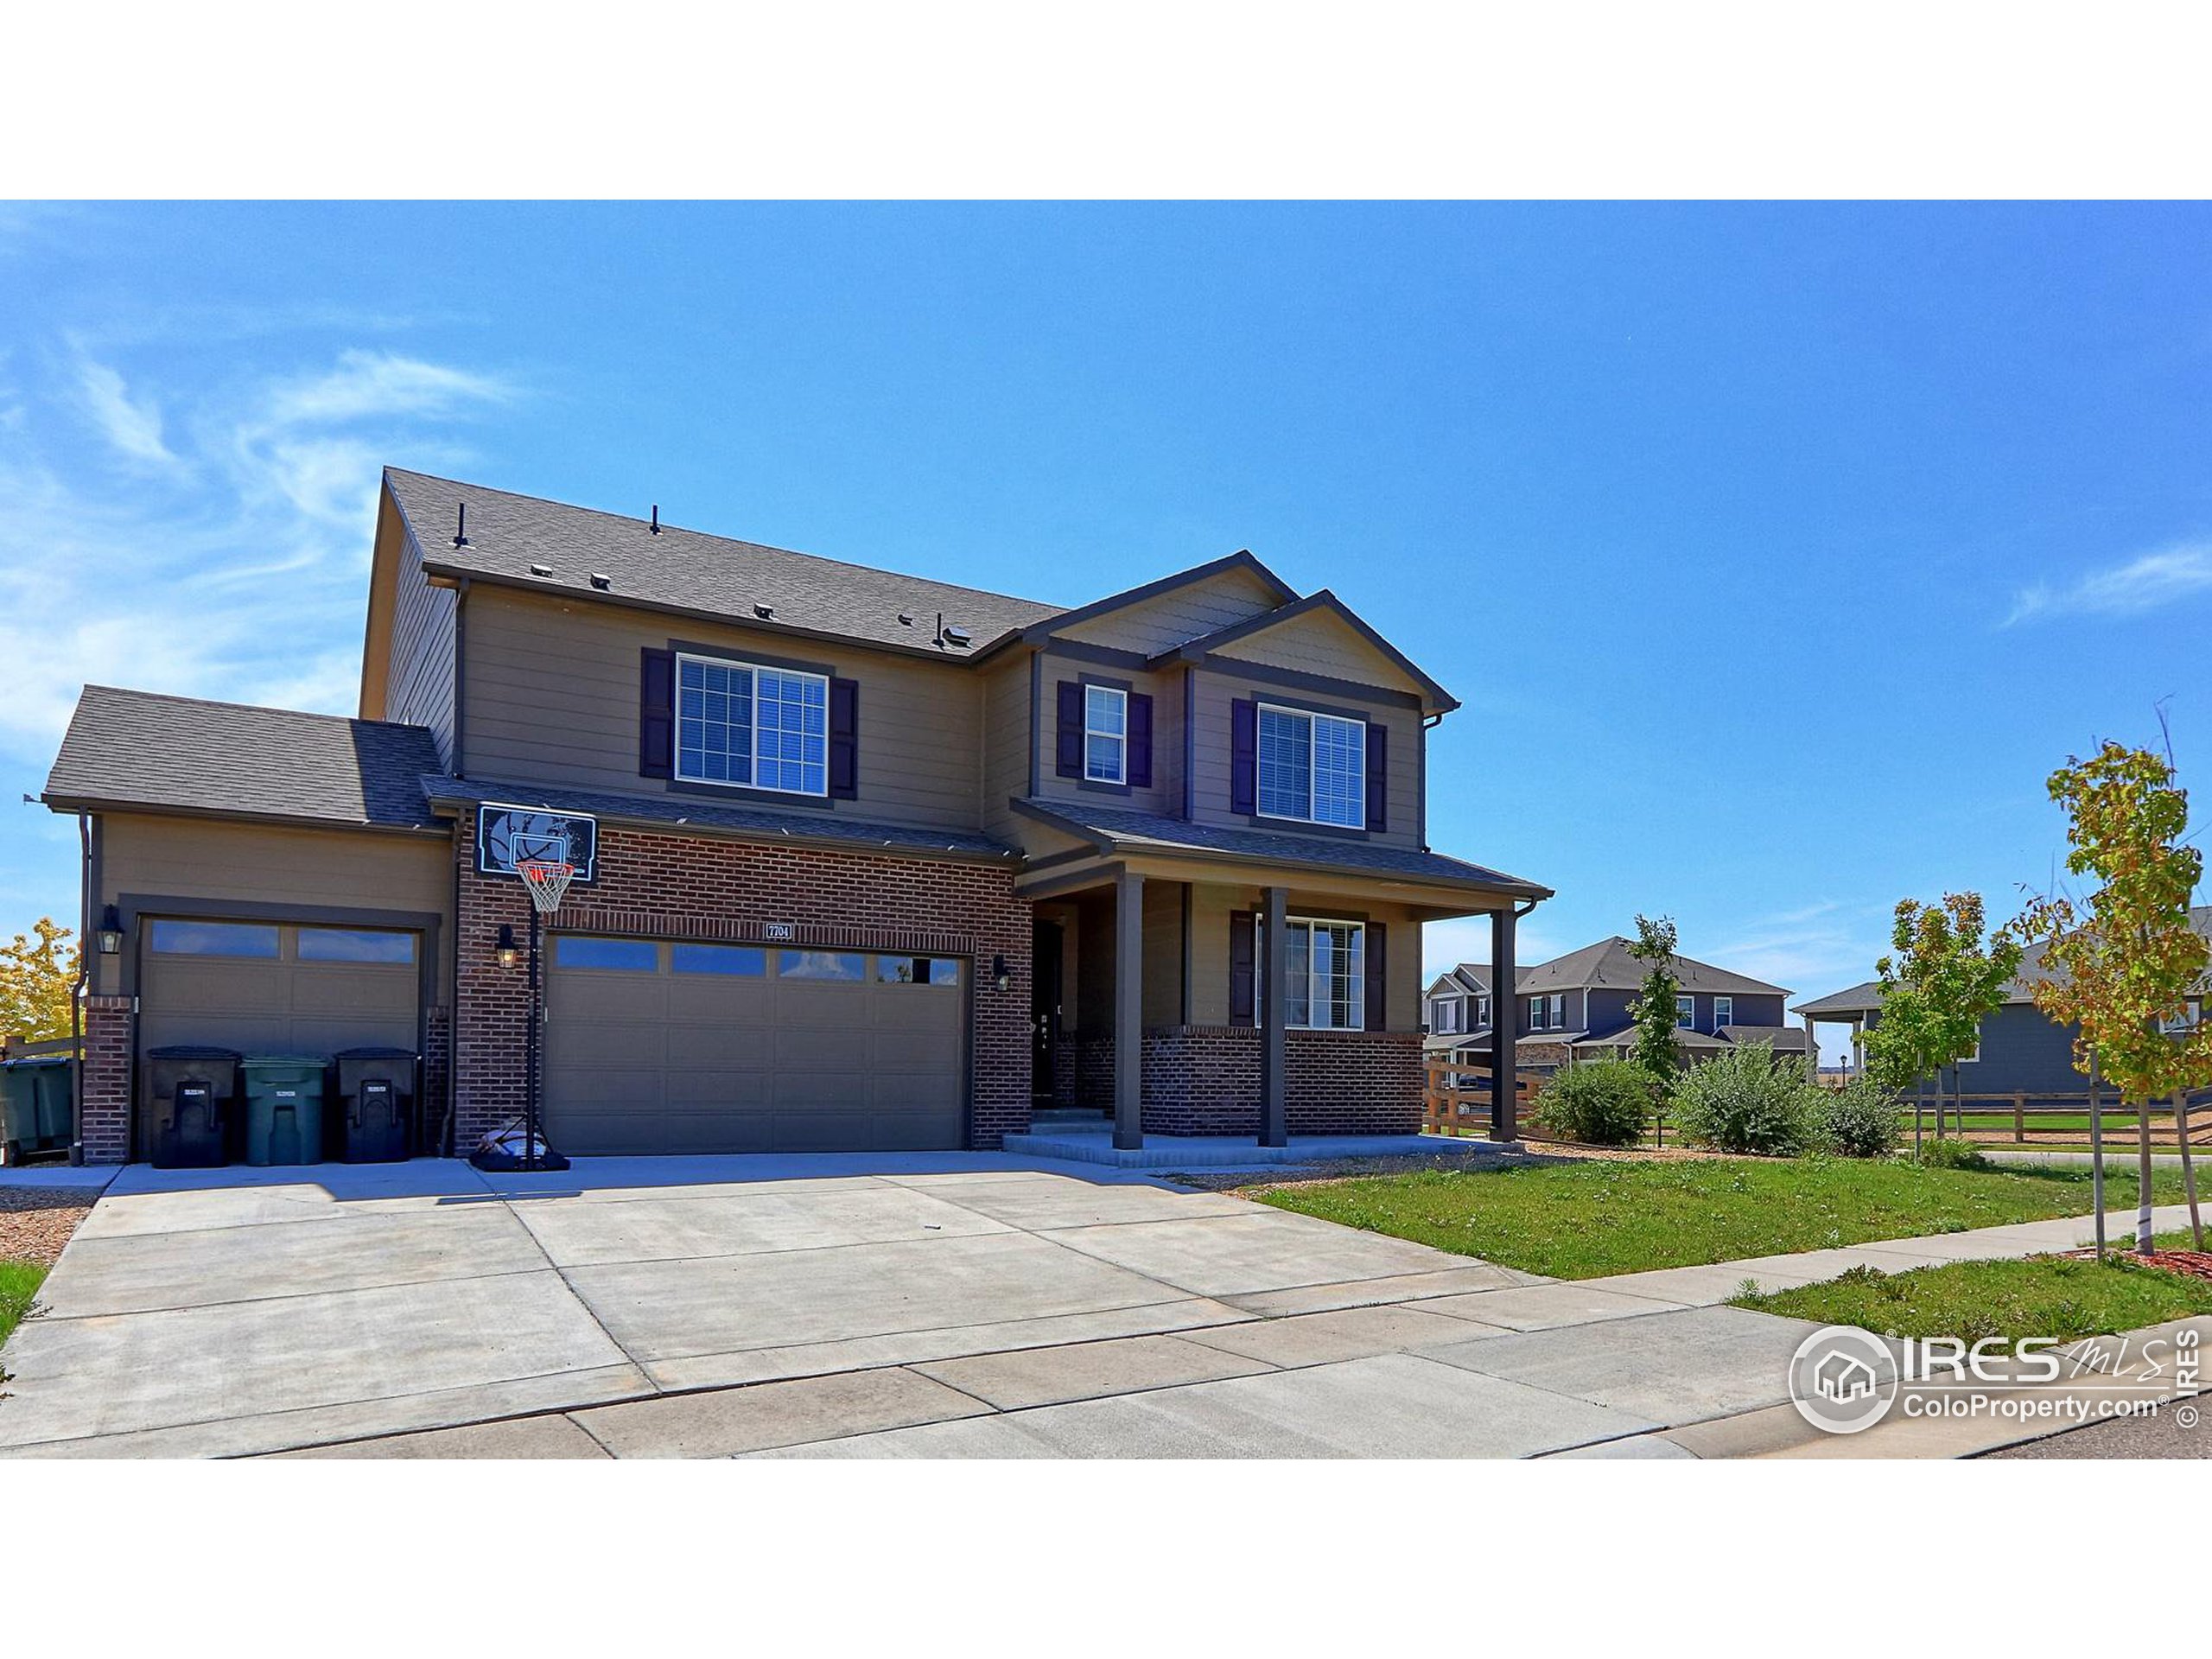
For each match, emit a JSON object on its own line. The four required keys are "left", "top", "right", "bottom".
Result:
{"left": 240, "top": 1056, "right": 329, "bottom": 1166}
{"left": 0, "top": 1061, "right": 37, "bottom": 1164}
{"left": 24, "top": 1057, "right": 74, "bottom": 1151}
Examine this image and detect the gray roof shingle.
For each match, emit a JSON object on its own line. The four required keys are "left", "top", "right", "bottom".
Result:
{"left": 44, "top": 686, "right": 443, "bottom": 830}
{"left": 422, "top": 774, "right": 1018, "bottom": 862}
{"left": 1516, "top": 937, "right": 1790, "bottom": 997}
{"left": 1010, "top": 798, "right": 1549, "bottom": 897}
{"left": 385, "top": 467, "right": 1064, "bottom": 659}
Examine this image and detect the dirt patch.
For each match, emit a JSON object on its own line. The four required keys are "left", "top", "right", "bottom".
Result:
{"left": 0, "top": 1188, "right": 97, "bottom": 1268}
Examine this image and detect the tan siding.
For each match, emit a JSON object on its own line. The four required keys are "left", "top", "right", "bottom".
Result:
{"left": 1032, "top": 648, "right": 1180, "bottom": 817}
{"left": 1141, "top": 880, "right": 1185, "bottom": 1027}
{"left": 979, "top": 652, "right": 1034, "bottom": 842}
{"left": 461, "top": 587, "right": 985, "bottom": 835}
{"left": 97, "top": 812, "right": 452, "bottom": 999}
{"left": 1186, "top": 668, "right": 1420, "bottom": 849}
{"left": 1212, "top": 605, "right": 1427, "bottom": 696}
{"left": 1056, "top": 566, "right": 1282, "bottom": 656}
{"left": 1186, "top": 883, "right": 1420, "bottom": 1030}
{"left": 383, "top": 513, "right": 457, "bottom": 766}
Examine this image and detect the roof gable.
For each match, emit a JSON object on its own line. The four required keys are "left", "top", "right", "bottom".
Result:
{"left": 1019, "top": 551, "right": 1298, "bottom": 656}
{"left": 1520, "top": 937, "right": 1791, "bottom": 997}
{"left": 1154, "top": 589, "right": 1457, "bottom": 712}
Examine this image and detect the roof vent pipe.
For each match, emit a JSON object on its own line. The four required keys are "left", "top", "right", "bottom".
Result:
{"left": 650, "top": 505, "right": 660, "bottom": 536}
{"left": 452, "top": 503, "right": 469, "bottom": 548}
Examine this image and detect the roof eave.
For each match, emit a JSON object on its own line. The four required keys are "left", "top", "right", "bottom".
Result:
{"left": 1013, "top": 550, "right": 1298, "bottom": 650}
{"left": 1146, "top": 588, "right": 1460, "bottom": 714}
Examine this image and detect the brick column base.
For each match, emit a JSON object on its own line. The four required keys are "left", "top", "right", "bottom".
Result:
{"left": 1131, "top": 1027, "right": 1423, "bottom": 1137}
{"left": 78, "top": 995, "right": 135, "bottom": 1165}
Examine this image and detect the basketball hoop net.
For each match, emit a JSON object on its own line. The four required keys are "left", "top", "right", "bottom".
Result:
{"left": 517, "top": 859, "right": 575, "bottom": 915}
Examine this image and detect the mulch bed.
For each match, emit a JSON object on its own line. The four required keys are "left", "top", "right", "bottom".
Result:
{"left": 0, "top": 1188, "right": 97, "bottom": 1268}
{"left": 2063, "top": 1246, "right": 2212, "bottom": 1284}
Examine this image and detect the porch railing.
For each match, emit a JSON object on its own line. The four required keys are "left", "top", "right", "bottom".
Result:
{"left": 1421, "top": 1059, "right": 1542, "bottom": 1140}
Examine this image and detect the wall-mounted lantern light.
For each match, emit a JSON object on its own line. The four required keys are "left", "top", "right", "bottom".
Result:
{"left": 96, "top": 905, "right": 123, "bottom": 956}
{"left": 992, "top": 954, "right": 1011, "bottom": 994}
{"left": 495, "top": 924, "right": 520, "bottom": 969}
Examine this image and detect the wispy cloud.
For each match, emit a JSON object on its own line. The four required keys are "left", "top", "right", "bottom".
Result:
{"left": 75, "top": 359, "right": 180, "bottom": 468}
{"left": 0, "top": 342, "right": 515, "bottom": 769}
{"left": 2004, "top": 540, "right": 2212, "bottom": 626}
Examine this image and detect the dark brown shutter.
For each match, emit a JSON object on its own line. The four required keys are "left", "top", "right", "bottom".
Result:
{"left": 828, "top": 677, "right": 859, "bottom": 798}
{"left": 1230, "top": 698, "right": 1257, "bottom": 814}
{"left": 1229, "top": 908, "right": 1255, "bottom": 1025}
{"left": 1364, "top": 721, "right": 1388, "bottom": 831}
{"left": 1364, "top": 920, "right": 1387, "bottom": 1033}
{"left": 1055, "top": 681, "right": 1084, "bottom": 779}
{"left": 1128, "top": 692, "right": 1153, "bottom": 787}
{"left": 639, "top": 647, "right": 675, "bottom": 779}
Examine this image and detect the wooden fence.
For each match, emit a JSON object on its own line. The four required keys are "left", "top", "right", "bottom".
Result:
{"left": 1911, "top": 1091, "right": 2212, "bottom": 1148}
{"left": 1421, "top": 1060, "right": 1542, "bottom": 1139}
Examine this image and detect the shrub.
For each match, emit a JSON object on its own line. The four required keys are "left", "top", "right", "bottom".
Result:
{"left": 1667, "top": 1042, "right": 1826, "bottom": 1156}
{"left": 1915, "top": 1137, "right": 1993, "bottom": 1172}
{"left": 1535, "top": 1059, "right": 1654, "bottom": 1147}
{"left": 1821, "top": 1080, "right": 1902, "bottom": 1159}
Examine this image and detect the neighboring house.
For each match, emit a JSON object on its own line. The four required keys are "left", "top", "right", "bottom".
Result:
{"left": 1795, "top": 906, "right": 2212, "bottom": 1097}
{"left": 42, "top": 467, "right": 1549, "bottom": 1164}
{"left": 1424, "top": 936, "right": 1810, "bottom": 1072}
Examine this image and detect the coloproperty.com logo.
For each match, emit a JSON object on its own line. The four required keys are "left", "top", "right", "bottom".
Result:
{"left": 1787, "top": 1323, "right": 2202, "bottom": 1434}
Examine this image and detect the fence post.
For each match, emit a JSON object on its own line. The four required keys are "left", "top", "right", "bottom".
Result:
{"left": 2014, "top": 1094, "right": 2026, "bottom": 1143}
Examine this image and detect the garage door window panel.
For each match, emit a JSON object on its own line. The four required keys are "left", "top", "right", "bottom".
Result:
{"left": 297, "top": 928, "right": 416, "bottom": 963}
{"left": 876, "top": 956, "right": 960, "bottom": 986}
{"left": 777, "top": 950, "right": 867, "bottom": 981}
{"left": 554, "top": 937, "right": 660, "bottom": 971}
{"left": 148, "top": 919, "right": 280, "bottom": 957}
{"left": 671, "top": 944, "right": 767, "bottom": 976}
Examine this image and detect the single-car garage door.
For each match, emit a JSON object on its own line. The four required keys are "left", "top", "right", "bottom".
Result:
{"left": 137, "top": 918, "right": 423, "bottom": 1058}
{"left": 543, "top": 938, "right": 967, "bottom": 1154}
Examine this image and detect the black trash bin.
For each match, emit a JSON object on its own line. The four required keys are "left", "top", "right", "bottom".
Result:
{"left": 144, "top": 1046, "right": 241, "bottom": 1169}
{"left": 334, "top": 1048, "right": 418, "bottom": 1163}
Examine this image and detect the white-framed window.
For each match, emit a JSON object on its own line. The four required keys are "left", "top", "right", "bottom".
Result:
{"left": 1529, "top": 995, "right": 1546, "bottom": 1030}
{"left": 1432, "top": 998, "right": 1460, "bottom": 1035}
{"left": 1675, "top": 994, "right": 1695, "bottom": 1030}
{"left": 1478, "top": 995, "right": 1491, "bottom": 1029}
{"left": 1256, "top": 702, "right": 1365, "bottom": 828}
{"left": 1255, "top": 915, "right": 1365, "bottom": 1030}
{"left": 1961, "top": 1019, "right": 1981, "bottom": 1063}
{"left": 1713, "top": 995, "right": 1732, "bottom": 1028}
{"left": 677, "top": 653, "right": 829, "bottom": 795}
{"left": 2160, "top": 1000, "right": 2202, "bottom": 1034}
{"left": 1548, "top": 993, "right": 1565, "bottom": 1030}
{"left": 1083, "top": 683, "right": 1128, "bottom": 785}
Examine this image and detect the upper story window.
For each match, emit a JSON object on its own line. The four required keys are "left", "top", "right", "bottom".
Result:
{"left": 1713, "top": 995, "right": 1733, "bottom": 1027}
{"left": 1257, "top": 703, "right": 1364, "bottom": 829}
{"left": 677, "top": 653, "right": 829, "bottom": 795}
{"left": 1432, "top": 997, "right": 1460, "bottom": 1035}
{"left": 1084, "top": 684, "right": 1128, "bottom": 784}
{"left": 1549, "top": 993, "right": 1565, "bottom": 1030}
{"left": 1478, "top": 995, "right": 1491, "bottom": 1028}
{"left": 2161, "top": 1000, "right": 2202, "bottom": 1033}
{"left": 1675, "top": 995, "right": 1695, "bottom": 1029}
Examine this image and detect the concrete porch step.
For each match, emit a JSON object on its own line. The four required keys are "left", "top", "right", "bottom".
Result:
{"left": 999, "top": 1129, "right": 1519, "bottom": 1170}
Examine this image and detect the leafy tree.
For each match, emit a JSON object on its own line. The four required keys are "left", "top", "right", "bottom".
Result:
{"left": 1624, "top": 914, "right": 1681, "bottom": 1083}
{"left": 1862, "top": 894, "right": 2021, "bottom": 1144}
{"left": 0, "top": 918, "right": 79, "bottom": 1044}
{"left": 2016, "top": 740, "right": 2212, "bottom": 1251}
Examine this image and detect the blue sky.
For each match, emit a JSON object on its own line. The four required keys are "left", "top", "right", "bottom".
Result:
{"left": 3, "top": 201, "right": 2208, "bottom": 1058}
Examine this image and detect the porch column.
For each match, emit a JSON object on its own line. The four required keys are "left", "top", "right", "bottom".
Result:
{"left": 1802, "top": 1014, "right": 1818, "bottom": 1072}
{"left": 1490, "top": 906, "right": 1519, "bottom": 1142}
{"left": 1260, "top": 885, "right": 1288, "bottom": 1148}
{"left": 1114, "top": 869, "right": 1144, "bottom": 1150}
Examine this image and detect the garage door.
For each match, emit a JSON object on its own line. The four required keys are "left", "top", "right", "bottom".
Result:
{"left": 138, "top": 918, "right": 422, "bottom": 1058}
{"left": 543, "top": 938, "right": 967, "bottom": 1154}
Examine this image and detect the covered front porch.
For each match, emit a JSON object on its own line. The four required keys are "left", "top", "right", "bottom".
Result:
{"left": 1012, "top": 811, "right": 1544, "bottom": 1154}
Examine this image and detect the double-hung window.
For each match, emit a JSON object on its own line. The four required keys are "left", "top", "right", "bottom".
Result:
{"left": 1549, "top": 993, "right": 1565, "bottom": 1030}
{"left": 1084, "top": 685, "right": 1128, "bottom": 784}
{"left": 1675, "top": 995, "right": 1695, "bottom": 1030}
{"left": 1255, "top": 916, "right": 1365, "bottom": 1030}
{"left": 1478, "top": 995, "right": 1491, "bottom": 1029}
{"left": 677, "top": 654, "right": 829, "bottom": 795}
{"left": 1256, "top": 703, "right": 1365, "bottom": 828}
{"left": 1433, "top": 999, "right": 1459, "bottom": 1035}
{"left": 1713, "top": 995, "right": 1733, "bottom": 1028}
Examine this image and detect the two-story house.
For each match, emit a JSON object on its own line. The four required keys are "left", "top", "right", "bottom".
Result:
{"left": 42, "top": 467, "right": 1549, "bottom": 1164}
{"left": 1794, "top": 907, "right": 2212, "bottom": 1096}
{"left": 1423, "top": 936, "right": 1810, "bottom": 1072}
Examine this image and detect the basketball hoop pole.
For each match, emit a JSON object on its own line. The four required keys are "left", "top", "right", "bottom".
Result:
{"left": 515, "top": 859, "right": 574, "bottom": 1173}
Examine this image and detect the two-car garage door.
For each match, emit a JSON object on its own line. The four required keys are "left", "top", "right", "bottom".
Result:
{"left": 543, "top": 938, "right": 968, "bottom": 1154}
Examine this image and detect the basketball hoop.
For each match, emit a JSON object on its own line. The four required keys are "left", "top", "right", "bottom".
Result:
{"left": 518, "top": 859, "right": 574, "bottom": 915}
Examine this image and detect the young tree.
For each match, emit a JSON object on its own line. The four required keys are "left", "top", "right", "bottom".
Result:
{"left": 1624, "top": 914, "right": 1681, "bottom": 1085}
{"left": 1865, "top": 894, "right": 2022, "bottom": 1144}
{"left": 0, "top": 918, "right": 79, "bottom": 1044}
{"left": 2017, "top": 740, "right": 2212, "bottom": 1251}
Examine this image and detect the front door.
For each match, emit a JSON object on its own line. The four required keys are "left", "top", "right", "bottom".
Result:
{"left": 1032, "top": 919, "right": 1064, "bottom": 1104}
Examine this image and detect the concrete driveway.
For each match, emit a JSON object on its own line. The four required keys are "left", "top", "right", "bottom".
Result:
{"left": 0, "top": 1154, "right": 1828, "bottom": 1459}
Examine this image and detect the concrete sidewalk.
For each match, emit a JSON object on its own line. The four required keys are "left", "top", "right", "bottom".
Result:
{"left": 5, "top": 1156, "right": 2191, "bottom": 1459}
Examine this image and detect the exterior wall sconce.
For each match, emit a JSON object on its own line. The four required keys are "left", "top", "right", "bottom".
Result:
{"left": 496, "top": 925, "right": 520, "bottom": 969}
{"left": 96, "top": 906, "right": 124, "bottom": 956}
{"left": 992, "top": 954, "right": 1010, "bottom": 994}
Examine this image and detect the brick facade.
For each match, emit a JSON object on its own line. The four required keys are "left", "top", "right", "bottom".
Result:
{"left": 77, "top": 994, "right": 134, "bottom": 1165}
{"left": 452, "top": 819, "right": 1034, "bottom": 1151}
{"left": 1111, "top": 1024, "right": 1423, "bottom": 1136}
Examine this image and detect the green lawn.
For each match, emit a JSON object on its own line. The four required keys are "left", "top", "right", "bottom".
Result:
{"left": 0, "top": 1259, "right": 46, "bottom": 1347}
{"left": 1252, "top": 1157, "right": 2189, "bottom": 1281}
{"left": 1732, "top": 1233, "right": 2212, "bottom": 1344}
